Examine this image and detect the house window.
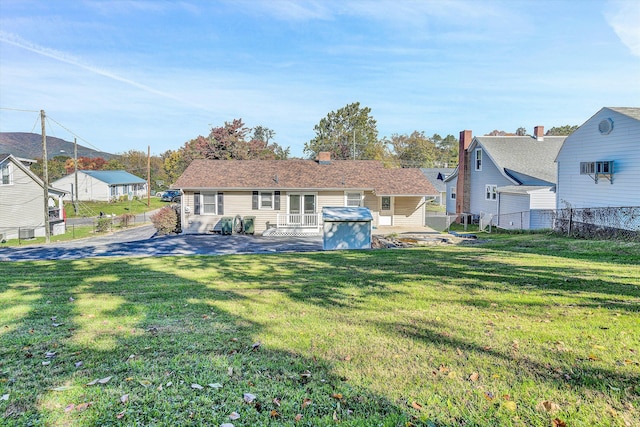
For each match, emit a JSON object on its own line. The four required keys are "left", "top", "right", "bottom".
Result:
{"left": 485, "top": 184, "right": 497, "bottom": 201}
{"left": 260, "top": 192, "right": 273, "bottom": 209}
{"left": 202, "top": 192, "right": 217, "bottom": 214}
{"left": 1, "top": 164, "right": 12, "bottom": 185}
{"left": 381, "top": 196, "right": 391, "bottom": 211}
{"left": 450, "top": 187, "right": 456, "bottom": 200}
{"left": 475, "top": 149, "right": 482, "bottom": 171}
{"left": 345, "top": 192, "right": 363, "bottom": 207}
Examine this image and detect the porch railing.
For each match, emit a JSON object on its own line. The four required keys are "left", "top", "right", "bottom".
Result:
{"left": 276, "top": 213, "right": 321, "bottom": 228}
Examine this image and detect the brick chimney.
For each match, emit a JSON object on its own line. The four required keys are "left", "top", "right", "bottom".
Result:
{"left": 456, "top": 130, "right": 472, "bottom": 215}
{"left": 534, "top": 126, "right": 544, "bottom": 141}
{"left": 317, "top": 151, "right": 332, "bottom": 165}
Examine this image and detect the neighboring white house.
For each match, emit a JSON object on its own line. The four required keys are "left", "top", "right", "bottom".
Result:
{"left": 556, "top": 107, "right": 640, "bottom": 210}
{"left": 0, "top": 154, "right": 67, "bottom": 240}
{"left": 52, "top": 170, "right": 147, "bottom": 202}
{"left": 445, "top": 128, "right": 566, "bottom": 229}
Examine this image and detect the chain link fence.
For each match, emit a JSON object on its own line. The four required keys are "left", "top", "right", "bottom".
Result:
{"left": 426, "top": 207, "right": 639, "bottom": 240}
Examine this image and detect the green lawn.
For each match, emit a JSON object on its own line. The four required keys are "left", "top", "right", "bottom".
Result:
{"left": 65, "top": 197, "right": 165, "bottom": 218}
{"left": 1, "top": 234, "right": 638, "bottom": 426}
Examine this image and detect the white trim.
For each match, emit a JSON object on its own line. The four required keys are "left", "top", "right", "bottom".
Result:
{"left": 485, "top": 184, "right": 497, "bottom": 201}
{"left": 259, "top": 191, "right": 274, "bottom": 209}
{"left": 1, "top": 163, "right": 13, "bottom": 185}
{"left": 201, "top": 191, "right": 217, "bottom": 215}
{"left": 475, "top": 148, "right": 483, "bottom": 171}
{"left": 344, "top": 191, "right": 364, "bottom": 207}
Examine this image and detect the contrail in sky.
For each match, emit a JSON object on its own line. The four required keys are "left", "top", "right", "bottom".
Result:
{"left": 0, "top": 31, "right": 208, "bottom": 109}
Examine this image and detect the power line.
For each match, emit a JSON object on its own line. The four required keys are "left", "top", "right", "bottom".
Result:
{"left": 45, "top": 115, "right": 106, "bottom": 154}
{"left": 0, "top": 107, "right": 39, "bottom": 113}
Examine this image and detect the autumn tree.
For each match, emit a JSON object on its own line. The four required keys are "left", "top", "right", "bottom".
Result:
{"left": 304, "top": 102, "right": 386, "bottom": 160}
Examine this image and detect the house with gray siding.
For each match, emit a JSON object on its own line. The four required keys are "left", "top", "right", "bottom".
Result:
{"left": 52, "top": 170, "right": 147, "bottom": 202}
{"left": 0, "top": 154, "right": 67, "bottom": 240}
{"left": 421, "top": 168, "right": 455, "bottom": 206}
{"left": 556, "top": 107, "right": 640, "bottom": 210}
{"left": 445, "top": 128, "right": 565, "bottom": 229}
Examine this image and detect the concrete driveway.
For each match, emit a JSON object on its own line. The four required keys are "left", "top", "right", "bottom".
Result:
{"left": 0, "top": 225, "right": 323, "bottom": 261}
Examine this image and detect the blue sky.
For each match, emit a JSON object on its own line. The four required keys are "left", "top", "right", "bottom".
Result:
{"left": 1, "top": 0, "right": 639, "bottom": 158}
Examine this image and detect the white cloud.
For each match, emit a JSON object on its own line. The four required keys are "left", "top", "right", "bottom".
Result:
{"left": 605, "top": 0, "right": 640, "bottom": 57}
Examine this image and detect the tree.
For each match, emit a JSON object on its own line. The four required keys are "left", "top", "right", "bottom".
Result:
{"left": 304, "top": 102, "right": 386, "bottom": 160}
{"left": 164, "top": 120, "right": 290, "bottom": 184}
{"left": 547, "top": 125, "right": 578, "bottom": 136}
{"left": 516, "top": 127, "right": 527, "bottom": 136}
{"left": 387, "top": 131, "right": 437, "bottom": 168}
{"left": 434, "top": 134, "right": 458, "bottom": 168}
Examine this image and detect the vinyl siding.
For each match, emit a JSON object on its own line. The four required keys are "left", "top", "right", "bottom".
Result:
{"left": 445, "top": 176, "right": 457, "bottom": 214}
{"left": 53, "top": 172, "right": 110, "bottom": 201}
{"left": 556, "top": 108, "right": 640, "bottom": 208}
{"left": 469, "top": 148, "right": 512, "bottom": 216}
{"left": 181, "top": 190, "right": 424, "bottom": 234}
{"left": 0, "top": 161, "right": 45, "bottom": 238}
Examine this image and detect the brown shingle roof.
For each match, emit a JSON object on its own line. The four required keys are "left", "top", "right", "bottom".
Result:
{"left": 173, "top": 159, "right": 437, "bottom": 196}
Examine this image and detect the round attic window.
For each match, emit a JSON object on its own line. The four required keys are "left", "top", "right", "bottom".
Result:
{"left": 598, "top": 118, "right": 614, "bottom": 135}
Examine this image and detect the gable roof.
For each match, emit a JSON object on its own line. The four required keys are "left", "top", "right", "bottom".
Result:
{"left": 1, "top": 154, "right": 67, "bottom": 195}
{"left": 420, "top": 168, "right": 455, "bottom": 192}
{"left": 173, "top": 159, "right": 438, "bottom": 196}
{"left": 470, "top": 136, "right": 565, "bottom": 185}
{"left": 607, "top": 107, "right": 640, "bottom": 121}
{"left": 80, "top": 170, "right": 146, "bottom": 185}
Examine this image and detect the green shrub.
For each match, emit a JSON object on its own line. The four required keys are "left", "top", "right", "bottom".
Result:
{"left": 95, "top": 216, "right": 112, "bottom": 233}
{"left": 151, "top": 206, "right": 178, "bottom": 234}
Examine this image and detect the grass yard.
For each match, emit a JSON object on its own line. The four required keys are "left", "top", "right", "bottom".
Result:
{"left": 0, "top": 234, "right": 638, "bottom": 426}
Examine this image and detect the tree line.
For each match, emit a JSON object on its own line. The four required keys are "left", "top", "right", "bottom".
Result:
{"left": 31, "top": 102, "right": 578, "bottom": 191}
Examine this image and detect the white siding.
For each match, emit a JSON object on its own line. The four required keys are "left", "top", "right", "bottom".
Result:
{"left": 445, "top": 176, "right": 457, "bottom": 214}
{"left": 53, "top": 172, "right": 110, "bottom": 201}
{"left": 556, "top": 108, "right": 640, "bottom": 209}
{"left": 497, "top": 193, "right": 530, "bottom": 229}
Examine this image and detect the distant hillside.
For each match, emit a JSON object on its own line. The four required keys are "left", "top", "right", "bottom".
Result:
{"left": 0, "top": 132, "right": 117, "bottom": 160}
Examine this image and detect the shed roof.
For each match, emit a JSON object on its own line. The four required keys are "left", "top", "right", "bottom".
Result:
{"left": 173, "top": 159, "right": 437, "bottom": 196}
{"left": 81, "top": 170, "right": 146, "bottom": 185}
{"left": 471, "top": 136, "right": 565, "bottom": 185}
{"left": 322, "top": 207, "right": 373, "bottom": 221}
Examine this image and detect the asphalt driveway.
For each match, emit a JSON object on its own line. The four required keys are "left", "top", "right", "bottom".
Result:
{"left": 0, "top": 225, "right": 323, "bottom": 261}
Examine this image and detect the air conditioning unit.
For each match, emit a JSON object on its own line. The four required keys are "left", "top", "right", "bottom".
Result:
{"left": 19, "top": 228, "right": 35, "bottom": 239}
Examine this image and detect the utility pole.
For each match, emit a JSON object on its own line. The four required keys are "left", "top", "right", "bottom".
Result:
{"left": 147, "top": 145, "right": 151, "bottom": 207}
{"left": 74, "top": 137, "right": 78, "bottom": 213}
{"left": 41, "top": 110, "right": 50, "bottom": 243}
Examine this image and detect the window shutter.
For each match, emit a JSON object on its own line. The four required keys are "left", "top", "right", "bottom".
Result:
{"left": 194, "top": 192, "right": 200, "bottom": 215}
{"left": 274, "top": 191, "right": 280, "bottom": 210}
{"left": 217, "top": 192, "right": 224, "bottom": 215}
{"left": 252, "top": 191, "right": 259, "bottom": 210}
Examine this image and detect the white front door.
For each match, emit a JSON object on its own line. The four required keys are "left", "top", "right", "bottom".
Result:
{"left": 379, "top": 196, "right": 393, "bottom": 226}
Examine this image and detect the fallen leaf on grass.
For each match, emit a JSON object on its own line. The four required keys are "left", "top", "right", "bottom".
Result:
{"left": 42, "top": 361, "right": 51, "bottom": 366}
{"left": 502, "top": 401, "right": 517, "bottom": 411}
{"left": 1, "top": 394, "right": 9, "bottom": 401}
{"left": 300, "top": 370, "right": 311, "bottom": 379}
{"left": 191, "top": 383, "right": 204, "bottom": 390}
{"left": 552, "top": 418, "right": 567, "bottom": 427}
{"left": 483, "top": 391, "right": 495, "bottom": 401}
{"left": 270, "top": 410, "right": 279, "bottom": 418}
{"left": 332, "top": 393, "right": 343, "bottom": 400}
{"left": 116, "top": 411, "right": 125, "bottom": 419}
{"left": 588, "top": 354, "right": 599, "bottom": 361}
{"left": 243, "top": 393, "right": 256, "bottom": 403}
{"left": 229, "top": 411, "right": 240, "bottom": 420}
{"left": 411, "top": 401, "right": 423, "bottom": 411}
{"left": 120, "top": 394, "right": 129, "bottom": 404}
{"left": 75, "top": 362, "right": 83, "bottom": 368}
{"left": 537, "top": 400, "right": 560, "bottom": 413}
{"left": 86, "top": 376, "right": 111, "bottom": 386}
{"left": 333, "top": 410, "right": 338, "bottom": 421}
{"left": 447, "top": 371, "right": 457, "bottom": 379}
{"left": 50, "top": 386, "right": 71, "bottom": 391}
{"left": 469, "top": 372, "right": 479, "bottom": 382}
{"left": 295, "top": 413, "right": 303, "bottom": 422}
{"left": 220, "top": 424, "right": 234, "bottom": 427}
{"left": 209, "top": 383, "right": 223, "bottom": 389}
{"left": 64, "top": 404, "right": 75, "bottom": 412}
{"left": 45, "top": 352, "right": 56, "bottom": 358}
{"left": 76, "top": 402, "right": 92, "bottom": 412}
{"left": 301, "top": 398, "right": 312, "bottom": 409}
{"left": 273, "top": 397, "right": 281, "bottom": 407}
{"left": 252, "top": 342, "right": 261, "bottom": 351}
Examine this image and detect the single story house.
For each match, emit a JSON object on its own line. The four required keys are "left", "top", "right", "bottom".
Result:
{"left": 421, "top": 168, "right": 455, "bottom": 206}
{"left": 0, "top": 153, "right": 67, "bottom": 240}
{"left": 172, "top": 152, "right": 438, "bottom": 235}
{"left": 445, "top": 128, "right": 566, "bottom": 229}
{"left": 52, "top": 170, "right": 147, "bottom": 202}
